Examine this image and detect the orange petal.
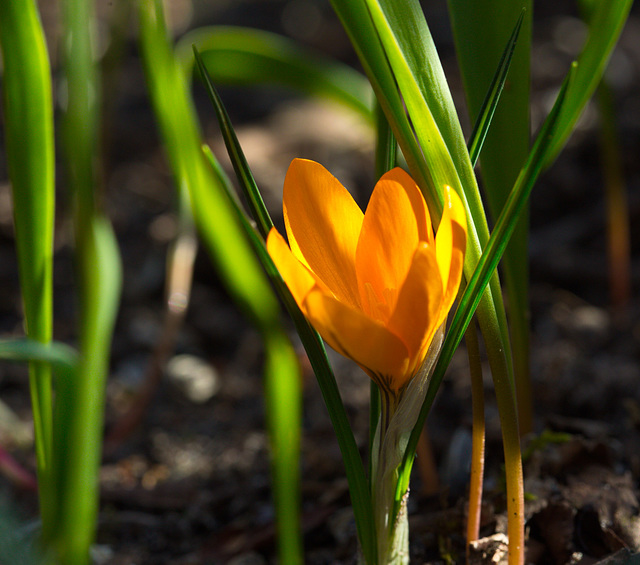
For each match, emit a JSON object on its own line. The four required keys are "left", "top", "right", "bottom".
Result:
{"left": 283, "top": 159, "right": 363, "bottom": 308}
{"left": 435, "top": 186, "right": 467, "bottom": 325}
{"left": 387, "top": 243, "right": 443, "bottom": 382}
{"left": 267, "top": 228, "right": 323, "bottom": 307}
{"left": 303, "top": 290, "right": 410, "bottom": 391}
{"left": 355, "top": 168, "right": 432, "bottom": 317}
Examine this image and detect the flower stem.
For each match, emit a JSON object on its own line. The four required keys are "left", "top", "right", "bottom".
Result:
{"left": 465, "top": 321, "right": 485, "bottom": 561}
{"left": 478, "top": 308, "right": 524, "bottom": 565}
{"left": 597, "top": 79, "right": 631, "bottom": 310}
{"left": 373, "top": 388, "right": 409, "bottom": 565}
{"left": 369, "top": 381, "right": 380, "bottom": 489}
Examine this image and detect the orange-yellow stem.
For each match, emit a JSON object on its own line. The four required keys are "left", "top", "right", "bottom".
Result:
{"left": 465, "top": 322, "right": 485, "bottom": 562}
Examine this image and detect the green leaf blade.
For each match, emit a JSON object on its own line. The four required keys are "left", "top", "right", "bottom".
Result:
{"left": 202, "top": 146, "right": 378, "bottom": 565}
{"left": 177, "top": 26, "right": 373, "bottom": 122}
{"left": 0, "top": 0, "right": 56, "bottom": 545}
{"left": 400, "top": 63, "right": 577, "bottom": 500}
{"left": 449, "top": 0, "right": 533, "bottom": 432}
{"left": 545, "top": 0, "right": 633, "bottom": 164}
{"left": 193, "top": 46, "right": 273, "bottom": 239}
{"left": 139, "top": 4, "right": 309, "bottom": 563}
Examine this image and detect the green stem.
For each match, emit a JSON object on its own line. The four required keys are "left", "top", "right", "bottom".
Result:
{"left": 371, "top": 100, "right": 395, "bottom": 488}
{"left": 506, "top": 266, "right": 532, "bottom": 436}
{"left": 373, "top": 328, "right": 444, "bottom": 565}
{"left": 370, "top": 381, "right": 381, "bottom": 490}
{"left": 373, "top": 389, "right": 408, "bottom": 565}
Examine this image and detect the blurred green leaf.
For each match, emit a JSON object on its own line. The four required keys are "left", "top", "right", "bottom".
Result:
{"left": 176, "top": 26, "right": 373, "bottom": 121}
{"left": 0, "top": 0, "right": 55, "bottom": 545}
{"left": 263, "top": 330, "right": 303, "bottom": 564}
{"left": 52, "top": 218, "right": 121, "bottom": 565}
{"left": 545, "top": 0, "right": 633, "bottom": 164}
{"left": 52, "top": 0, "right": 123, "bottom": 561}
{"left": 138, "top": 3, "right": 304, "bottom": 562}
{"left": 139, "top": 0, "right": 279, "bottom": 331}
{"left": 0, "top": 340, "right": 78, "bottom": 380}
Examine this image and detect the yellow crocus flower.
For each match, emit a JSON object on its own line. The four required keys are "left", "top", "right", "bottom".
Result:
{"left": 267, "top": 158, "right": 466, "bottom": 393}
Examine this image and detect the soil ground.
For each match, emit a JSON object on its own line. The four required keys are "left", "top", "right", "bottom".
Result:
{"left": 1, "top": 1, "right": 639, "bottom": 564}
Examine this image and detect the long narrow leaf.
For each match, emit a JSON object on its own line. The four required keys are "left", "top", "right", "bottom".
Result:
{"left": 263, "top": 330, "right": 303, "bottom": 564}
{"left": 200, "top": 153, "right": 307, "bottom": 564}
{"left": 362, "top": 0, "right": 477, "bottom": 203}
{"left": 328, "top": 0, "right": 443, "bottom": 215}
{"left": 467, "top": 10, "right": 526, "bottom": 167}
{"left": 52, "top": 218, "right": 121, "bottom": 565}
{"left": 138, "top": 3, "right": 304, "bottom": 562}
{"left": 54, "top": 0, "right": 123, "bottom": 561}
{"left": 176, "top": 26, "right": 372, "bottom": 122}
{"left": 335, "top": 0, "right": 516, "bottom": 393}
{"left": 334, "top": 3, "right": 529, "bottom": 560}
{"left": 193, "top": 47, "right": 273, "bottom": 239}
{"left": 138, "top": 0, "right": 279, "bottom": 331}
{"left": 0, "top": 340, "right": 78, "bottom": 381}
{"left": 544, "top": 0, "right": 633, "bottom": 164}
{"left": 398, "top": 63, "right": 577, "bottom": 500}
{"left": 451, "top": 2, "right": 533, "bottom": 432}
{"left": 0, "top": 0, "right": 55, "bottom": 545}
{"left": 202, "top": 146, "right": 378, "bottom": 564}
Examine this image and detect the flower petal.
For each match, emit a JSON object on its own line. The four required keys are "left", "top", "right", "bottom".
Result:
{"left": 303, "top": 290, "right": 410, "bottom": 391}
{"left": 355, "top": 168, "right": 432, "bottom": 318}
{"left": 387, "top": 242, "right": 443, "bottom": 383}
{"left": 267, "top": 228, "right": 324, "bottom": 307}
{"left": 283, "top": 159, "right": 363, "bottom": 308}
{"left": 435, "top": 186, "right": 467, "bottom": 325}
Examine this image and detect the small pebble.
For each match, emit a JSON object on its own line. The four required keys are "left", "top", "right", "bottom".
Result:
{"left": 90, "top": 544, "right": 114, "bottom": 565}
{"left": 166, "top": 354, "right": 220, "bottom": 403}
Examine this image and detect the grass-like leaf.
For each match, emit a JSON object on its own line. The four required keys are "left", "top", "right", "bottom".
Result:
{"left": 466, "top": 9, "right": 526, "bottom": 167}
{"left": 138, "top": 0, "right": 279, "bottom": 330}
{"left": 193, "top": 46, "right": 273, "bottom": 239}
{"left": 0, "top": 0, "right": 55, "bottom": 546}
{"left": 53, "top": 0, "right": 124, "bottom": 561}
{"left": 453, "top": 3, "right": 534, "bottom": 433}
{"left": 330, "top": 2, "right": 525, "bottom": 559}
{"left": 0, "top": 340, "right": 78, "bottom": 380}
{"left": 544, "top": 0, "right": 633, "bottom": 165}
{"left": 398, "top": 62, "right": 577, "bottom": 502}
{"left": 138, "top": 3, "right": 304, "bottom": 562}
{"left": 329, "top": 0, "right": 442, "bottom": 214}
{"left": 176, "top": 26, "right": 373, "bottom": 122}
{"left": 201, "top": 145, "right": 378, "bottom": 565}
{"left": 51, "top": 218, "right": 122, "bottom": 565}
{"left": 339, "top": 0, "right": 516, "bottom": 395}
{"left": 192, "top": 37, "right": 378, "bottom": 555}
